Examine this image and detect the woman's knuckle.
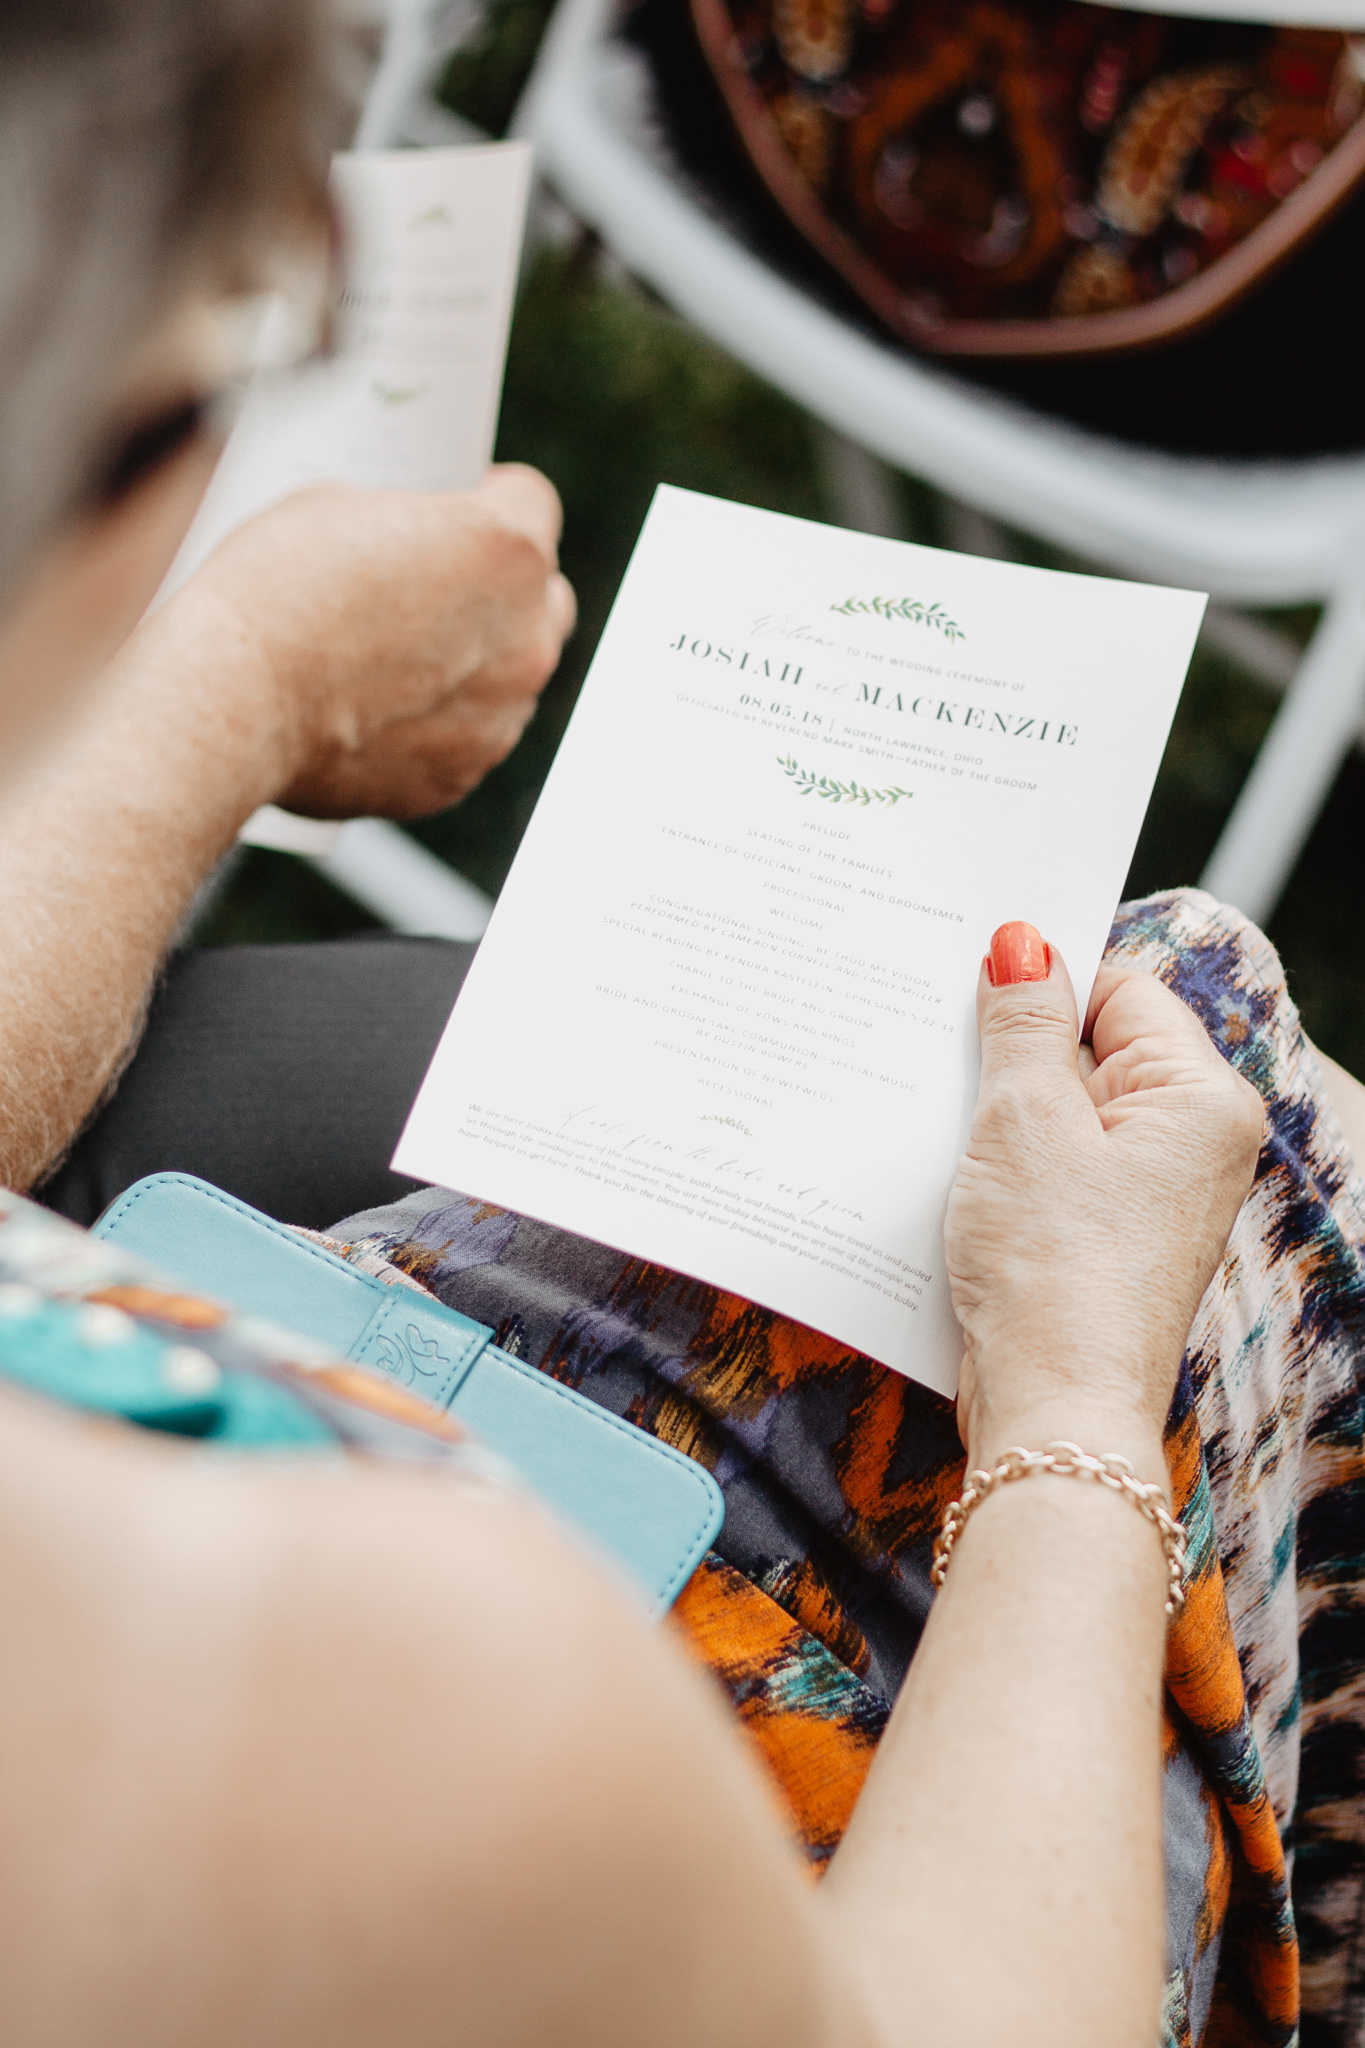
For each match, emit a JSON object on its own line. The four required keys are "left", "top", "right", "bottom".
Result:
{"left": 1219, "top": 1068, "right": 1264, "bottom": 1135}
{"left": 1237, "top": 1092, "right": 1267, "bottom": 1155}
{"left": 978, "top": 1077, "right": 1033, "bottom": 1130}
{"left": 986, "top": 993, "right": 1065, "bottom": 1033}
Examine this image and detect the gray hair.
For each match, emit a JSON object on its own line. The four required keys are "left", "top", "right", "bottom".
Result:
{"left": 0, "top": 0, "right": 375, "bottom": 613}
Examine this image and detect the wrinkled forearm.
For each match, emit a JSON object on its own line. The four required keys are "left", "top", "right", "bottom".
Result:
{"left": 0, "top": 584, "right": 292, "bottom": 1190}
{"left": 821, "top": 1445, "right": 1169, "bottom": 2048}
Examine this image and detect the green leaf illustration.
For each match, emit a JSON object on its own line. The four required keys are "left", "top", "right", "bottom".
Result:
{"left": 777, "top": 755, "right": 913, "bottom": 808}
{"left": 829, "top": 594, "right": 963, "bottom": 640}
{"left": 371, "top": 379, "right": 431, "bottom": 406}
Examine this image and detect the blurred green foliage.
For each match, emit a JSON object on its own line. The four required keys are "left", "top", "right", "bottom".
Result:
{"left": 437, "top": 0, "right": 556, "bottom": 136}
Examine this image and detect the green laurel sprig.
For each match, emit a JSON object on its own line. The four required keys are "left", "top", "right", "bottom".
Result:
{"left": 777, "top": 755, "right": 913, "bottom": 807}
{"left": 829, "top": 595, "right": 964, "bottom": 640}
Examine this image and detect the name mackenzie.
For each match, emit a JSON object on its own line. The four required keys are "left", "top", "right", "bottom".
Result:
{"left": 858, "top": 684, "right": 1077, "bottom": 743}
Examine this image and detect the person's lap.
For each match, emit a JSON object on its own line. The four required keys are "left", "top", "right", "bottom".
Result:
{"left": 39, "top": 934, "right": 475, "bottom": 1230}
{"left": 34, "top": 895, "right": 1365, "bottom": 2041}
{"left": 325, "top": 889, "right": 1365, "bottom": 2046}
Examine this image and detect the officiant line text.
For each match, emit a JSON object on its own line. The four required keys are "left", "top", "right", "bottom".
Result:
{"left": 681, "top": 688, "right": 1043, "bottom": 798}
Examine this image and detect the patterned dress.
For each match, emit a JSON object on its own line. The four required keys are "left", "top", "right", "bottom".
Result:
{"left": 2, "top": 886, "right": 1361, "bottom": 2046}
{"left": 326, "top": 890, "right": 1365, "bottom": 2048}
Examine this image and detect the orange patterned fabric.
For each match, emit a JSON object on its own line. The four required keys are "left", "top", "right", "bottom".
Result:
{"left": 673, "top": 1554, "right": 882, "bottom": 1859}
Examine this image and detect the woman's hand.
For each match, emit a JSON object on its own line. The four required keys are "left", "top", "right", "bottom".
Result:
{"left": 0, "top": 462, "right": 573, "bottom": 1189}
{"left": 184, "top": 463, "right": 576, "bottom": 820}
{"left": 945, "top": 923, "right": 1264, "bottom": 1474}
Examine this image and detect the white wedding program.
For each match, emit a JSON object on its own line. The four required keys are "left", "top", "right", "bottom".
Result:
{"left": 163, "top": 140, "right": 531, "bottom": 594}
{"left": 159, "top": 140, "right": 530, "bottom": 869}
{"left": 395, "top": 488, "right": 1205, "bottom": 1395}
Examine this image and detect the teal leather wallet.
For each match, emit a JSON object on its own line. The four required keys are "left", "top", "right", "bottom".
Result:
{"left": 93, "top": 1174, "right": 722, "bottom": 1614}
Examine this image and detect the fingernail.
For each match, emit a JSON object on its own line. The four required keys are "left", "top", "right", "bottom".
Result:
{"left": 988, "top": 922, "right": 1050, "bottom": 986}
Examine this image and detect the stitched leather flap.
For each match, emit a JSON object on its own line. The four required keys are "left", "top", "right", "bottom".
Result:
{"left": 93, "top": 1173, "right": 491, "bottom": 1363}
{"left": 94, "top": 1175, "right": 725, "bottom": 1612}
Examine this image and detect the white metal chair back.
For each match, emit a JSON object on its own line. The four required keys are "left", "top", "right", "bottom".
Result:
{"left": 517, "top": 0, "right": 1365, "bottom": 922}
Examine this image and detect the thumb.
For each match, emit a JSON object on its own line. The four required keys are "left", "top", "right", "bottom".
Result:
{"left": 976, "top": 923, "right": 1082, "bottom": 1094}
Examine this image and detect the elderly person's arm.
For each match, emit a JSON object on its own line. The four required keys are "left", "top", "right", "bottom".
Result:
{"left": 0, "top": 462, "right": 574, "bottom": 1192}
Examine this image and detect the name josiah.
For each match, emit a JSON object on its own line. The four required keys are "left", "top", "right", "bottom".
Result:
{"left": 668, "top": 632, "right": 1079, "bottom": 746}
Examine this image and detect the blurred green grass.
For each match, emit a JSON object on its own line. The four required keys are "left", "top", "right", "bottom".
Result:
{"left": 437, "top": 0, "right": 558, "bottom": 137}
{"left": 197, "top": 56, "right": 1365, "bottom": 1075}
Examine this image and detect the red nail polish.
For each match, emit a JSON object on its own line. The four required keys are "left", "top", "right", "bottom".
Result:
{"left": 989, "top": 922, "right": 1050, "bottom": 985}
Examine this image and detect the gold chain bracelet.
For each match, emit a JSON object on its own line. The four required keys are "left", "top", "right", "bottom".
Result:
{"left": 931, "top": 1441, "right": 1188, "bottom": 1617}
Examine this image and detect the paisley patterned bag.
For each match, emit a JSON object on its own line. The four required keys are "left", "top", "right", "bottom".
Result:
{"left": 686, "top": 0, "right": 1365, "bottom": 358}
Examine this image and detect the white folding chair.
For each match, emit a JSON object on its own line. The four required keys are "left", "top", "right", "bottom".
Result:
{"left": 517, "top": 0, "right": 1365, "bottom": 924}
{"left": 354, "top": 0, "right": 489, "bottom": 148}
